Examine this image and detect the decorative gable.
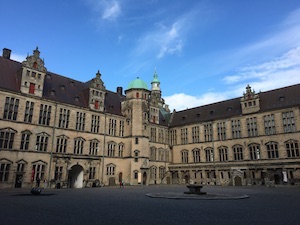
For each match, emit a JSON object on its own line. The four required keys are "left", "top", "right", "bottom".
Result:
{"left": 88, "top": 70, "right": 106, "bottom": 112}
{"left": 240, "top": 84, "right": 260, "bottom": 114}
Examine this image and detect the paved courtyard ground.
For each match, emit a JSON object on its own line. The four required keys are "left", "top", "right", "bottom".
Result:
{"left": 0, "top": 185, "right": 299, "bottom": 225}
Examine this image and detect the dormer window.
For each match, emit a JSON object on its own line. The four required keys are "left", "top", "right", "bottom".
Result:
{"left": 32, "top": 72, "right": 36, "bottom": 77}
{"left": 70, "top": 81, "right": 75, "bottom": 86}
{"left": 60, "top": 85, "right": 65, "bottom": 91}
{"left": 51, "top": 90, "right": 55, "bottom": 96}
{"left": 75, "top": 97, "right": 79, "bottom": 102}
{"left": 38, "top": 73, "right": 41, "bottom": 79}
{"left": 279, "top": 96, "right": 285, "bottom": 102}
{"left": 26, "top": 70, "right": 30, "bottom": 76}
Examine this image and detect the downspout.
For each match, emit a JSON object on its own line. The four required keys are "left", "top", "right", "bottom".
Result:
{"left": 101, "top": 112, "right": 107, "bottom": 185}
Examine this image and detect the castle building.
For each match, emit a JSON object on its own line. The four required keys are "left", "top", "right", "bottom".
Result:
{"left": 0, "top": 47, "right": 299, "bottom": 188}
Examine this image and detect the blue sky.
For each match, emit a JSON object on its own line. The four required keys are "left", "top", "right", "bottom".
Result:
{"left": 1, "top": 0, "right": 300, "bottom": 111}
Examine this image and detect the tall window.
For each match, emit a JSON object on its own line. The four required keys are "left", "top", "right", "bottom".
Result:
{"left": 159, "top": 167, "right": 165, "bottom": 179}
{"left": 134, "top": 150, "right": 139, "bottom": 162}
{"left": 249, "top": 143, "right": 261, "bottom": 160}
{"left": 158, "top": 148, "right": 165, "bottom": 161}
{"left": 76, "top": 112, "right": 86, "bottom": 131}
{"left": 180, "top": 128, "right": 188, "bottom": 144}
{"left": 165, "top": 149, "right": 170, "bottom": 162}
{"left": 204, "top": 123, "right": 212, "bottom": 142}
{"left": 217, "top": 122, "right": 226, "bottom": 141}
{"left": 264, "top": 114, "right": 276, "bottom": 135}
{"left": 3, "top": 97, "right": 19, "bottom": 121}
{"left": 150, "top": 166, "right": 157, "bottom": 180}
{"left": 108, "top": 119, "right": 117, "bottom": 136}
{"left": 285, "top": 140, "right": 299, "bottom": 158}
{"left": 107, "top": 142, "right": 116, "bottom": 157}
{"left": 54, "top": 166, "right": 63, "bottom": 180}
{"left": 150, "top": 128, "right": 157, "bottom": 142}
{"left": 89, "top": 140, "right": 99, "bottom": 155}
{"left": 266, "top": 142, "right": 279, "bottom": 159}
{"left": 39, "top": 104, "right": 52, "bottom": 125}
{"left": 29, "top": 83, "right": 35, "bottom": 94}
{"left": 218, "top": 146, "right": 228, "bottom": 162}
{"left": 150, "top": 147, "right": 157, "bottom": 161}
{"left": 58, "top": 108, "right": 70, "bottom": 129}
{"left": 89, "top": 166, "right": 96, "bottom": 179}
{"left": 247, "top": 117, "right": 258, "bottom": 137}
{"left": 192, "top": 126, "right": 200, "bottom": 143}
{"left": 36, "top": 133, "right": 49, "bottom": 152}
{"left": 118, "top": 143, "right": 124, "bottom": 157}
{"left": 282, "top": 111, "right": 296, "bottom": 133}
{"left": 205, "top": 148, "right": 214, "bottom": 162}
{"left": 119, "top": 120, "right": 124, "bottom": 137}
{"left": 233, "top": 145, "right": 243, "bottom": 161}
{"left": 181, "top": 150, "right": 189, "bottom": 163}
{"left": 158, "top": 129, "right": 164, "bottom": 143}
{"left": 0, "top": 128, "right": 16, "bottom": 149}
{"left": 32, "top": 163, "right": 46, "bottom": 181}
{"left": 0, "top": 162, "right": 11, "bottom": 182}
{"left": 17, "top": 162, "right": 25, "bottom": 173}
{"left": 169, "top": 130, "right": 177, "bottom": 145}
{"left": 20, "top": 130, "right": 31, "bottom": 150}
{"left": 231, "top": 119, "right": 241, "bottom": 139}
{"left": 56, "top": 135, "right": 68, "bottom": 153}
{"left": 24, "top": 101, "right": 34, "bottom": 123}
{"left": 91, "top": 115, "right": 100, "bottom": 133}
{"left": 74, "top": 138, "right": 85, "bottom": 155}
{"left": 106, "top": 164, "right": 115, "bottom": 175}
{"left": 193, "top": 148, "right": 200, "bottom": 163}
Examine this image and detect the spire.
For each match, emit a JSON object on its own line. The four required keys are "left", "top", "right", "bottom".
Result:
{"left": 151, "top": 69, "right": 160, "bottom": 84}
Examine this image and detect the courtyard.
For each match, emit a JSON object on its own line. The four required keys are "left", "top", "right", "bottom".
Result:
{"left": 1, "top": 185, "right": 299, "bottom": 225}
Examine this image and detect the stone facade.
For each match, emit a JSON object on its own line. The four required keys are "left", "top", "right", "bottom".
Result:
{"left": 0, "top": 47, "right": 299, "bottom": 189}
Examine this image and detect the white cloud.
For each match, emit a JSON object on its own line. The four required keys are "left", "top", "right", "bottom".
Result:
{"left": 102, "top": 1, "right": 121, "bottom": 20}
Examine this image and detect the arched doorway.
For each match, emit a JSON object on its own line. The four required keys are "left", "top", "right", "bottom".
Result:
{"left": 143, "top": 172, "right": 147, "bottom": 185}
{"left": 184, "top": 174, "right": 189, "bottom": 184}
{"left": 274, "top": 174, "right": 281, "bottom": 185}
{"left": 68, "top": 165, "right": 84, "bottom": 188}
{"left": 234, "top": 176, "right": 242, "bottom": 186}
{"left": 108, "top": 177, "right": 116, "bottom": 186}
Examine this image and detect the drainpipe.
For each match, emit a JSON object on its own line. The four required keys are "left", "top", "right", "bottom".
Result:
{"left": 48, "top": 103, "right": 58, "bottom": 188}
{"left": 101, "top": 112, "right": 107, "bottom": 185}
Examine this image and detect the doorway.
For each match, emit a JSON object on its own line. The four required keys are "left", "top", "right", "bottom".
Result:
{"left": 68, "top": 165, "right": 84, "bottom": 188}
{"left": 15, "top": 174, "right": 23, "bottom": 188}
{"left": 143, "top": 172, "right": 147, "bottom": 185}
{"left": 234, "top": 176, "right": 242, "bottom": 186}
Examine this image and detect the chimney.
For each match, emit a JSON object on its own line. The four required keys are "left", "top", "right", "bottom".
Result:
{"left": 2, "top": 48, "right": 11, "bottom": 59}
{"left": 117, "top": 87, "right": 123, "bottom": 95}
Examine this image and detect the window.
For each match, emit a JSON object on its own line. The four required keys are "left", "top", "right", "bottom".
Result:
{"left": 76, "top": 112, "right": 86, "bottom": 131}
{"left": 36, "top": 133, "right": 49, "bottom": 152}
{"left": 74, "top": 138, "right": 85, "bottom": 155}
{"left": 0, "top": 128, "right": 16, "bottom": 149}
{"left": 0, "top": 162, "right": 11, "bottom": 182}
{"left": 217, "top": 122, "right": 226, "bottom": 141}
{"left": 134, "top": 150, "right": 139, "bottom": 162}
{"left": 89, "top": 140, "right": 99, "bottom": 155}
{"left": 169, "top": 130, "right": 177, "bottom": 145}
{"left": 20, "top": 130, "right": 31, "bottom": 150}
{"left": 134, "top": 171, "right": 138, "bottom": 179}
{"left": 91, "top": 115, "right": 100, "bottom": 133}
{"left": 231, "top": 119, "right": 241, "bottom": 139}
{"left": 192, "top": 126, "right": 200, "bottom": 143}
{"left": 54, "top": 166, "right": 63, "bottom": 181}
{"left": 282, "top": 111, "right": 296, "bottom": 133}
{"left": 218, "top": 146, "right": 228, "bottom": 162}
{"left": 165, "top": 150, "right": 170, "bottom": 162}
{"left": 58, "top": 108, "right": 70, "bottom": 129}
{"left": 89, "top": 167, "right": 96, "bottom": 179}
{"left": 266, "top": 142, "right": 279, "bottom": 159}
{"left": 17, "top": 162, "right": 25, "bottom": 173}
{"left": 150, "top": 166, "right": 157, "bottom": 180}
{"left": 193, "top": 148, "right": 200, "bottom": 163}
{"left": 3, "top": 97, "right": 19, "bottom": 121}
{"left": 150, "top": 147, "right": 157, "bottom": 161}
{"left": 118, "top": 143, "right": 124, "bottom": 157}
{"left": 264, "top": 114, "right": 276, "bottom": 135}
{"left": 135, "top": 137, "right": 139, "bottom": 144}
{"left": 32, "top": 163, "right": 46, "bottom": 181}
{"left": 107, "top": 142, "right": 116, "bottom": 157}
{"left": 247, "top": 117, "right": 258, "bottom": 137}
{"left": 24, "top": 101, "right": 34, "bottom": 123}
{"left": 119, "top": 121, "right": 124, "bottom": 137}
{"left": 204, "top": 123, "right": 212, "bottom": 142}
{"left": 205, "top": 148, "right": 214, "bottom": 162}
{"left": 180, "top": 128, "right": 188, "bottom": 144}
{"left": 233, "top": 145, "right": 243, "bottom": 161}
{"left": 29, "top": 83, "right": 35, "bottom": 94}
{"left": 158, "top": 148, "right": 165, "bottom": 161}
{"left": 158, "top": 129, "right": 164, "bottom": 143}
{"left": 106, "top": 164, "right": 115, "bottom": 175}
{"left": 56, "top": 135, "right": 68, "bottom": 153}
{"left": 94, "top": 100, "right": 99, "bottom": 110}
{"left": 39, "top": 104, "right": 52, "bottom": 125}
{"left": 285, "top": 140, "right": 299, "bottom": 158}
{"left": 249, "top": 143, "right": 261, "bottom": 160}
{"left": 181, "top": 150, "right": 189, "bottom": 163}
{"left": 108, "top": 119, "right": 117, "bottom": 136}
{"left": 150, "top": 128, "right": 157, "bottom": 142}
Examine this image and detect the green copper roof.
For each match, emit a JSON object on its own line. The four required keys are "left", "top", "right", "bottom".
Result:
{"left": 127, "top": 77, "right": 148, "bottom": 90}
{"left": 151, "top": 70, "right": 160, "bottom": 83}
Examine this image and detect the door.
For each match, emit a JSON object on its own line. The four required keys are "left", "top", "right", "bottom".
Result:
{"left": 15, "top": 174, "right": 23, "bottom": 188}
{"left": 143, "top": 172, "right": 147, "bottom": 185}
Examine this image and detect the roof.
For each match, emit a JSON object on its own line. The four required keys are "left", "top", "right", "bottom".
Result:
{"left": 127, "top": 77, "right": 148, "bottom": 90}
{"left": 169, "top": 84, "right": 300, "bottom": 127}
{"left": 0, "top": 56, "right": 125, "bottom": 115}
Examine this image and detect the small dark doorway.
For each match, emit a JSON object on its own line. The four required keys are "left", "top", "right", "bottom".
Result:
{"left": 167, "top": 177, "right": 171, "bottom": 184}
{"left": 15, "top": 174, "right": 23, "bottom": 188}
{"left": 119, "top": 172, "right": 123, "bottom": 183}
{"left": 234, "top": 176, "right": 242, "bottom": 186}
{"left": 274, "top": 174, "right": 281, "bottom": 185}
{"left": 184, "top": 175, "right": 189, "bottom": 184}
{"left": 143, "top": 172, "right": 147, "bottom": 185}
{"left": 108, "top": 177, "right": 116, "bottom": 186}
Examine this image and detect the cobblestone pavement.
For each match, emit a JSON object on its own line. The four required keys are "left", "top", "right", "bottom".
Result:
{"left": 1, "top": 185, "right": 299, "bottom": 225}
